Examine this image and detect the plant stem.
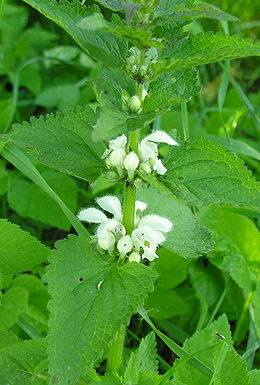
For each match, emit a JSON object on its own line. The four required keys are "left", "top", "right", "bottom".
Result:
{"left": 107, "top": 130, "right": 139, "bottom": 374}
{"left": 106, "top": 325, "right": 126, "bottom": 374}
{"left": 233, "top": 291, "right": 253, "bottom": 343}
{"left": 181, "top": 102, "right": 189, "bottom": 141}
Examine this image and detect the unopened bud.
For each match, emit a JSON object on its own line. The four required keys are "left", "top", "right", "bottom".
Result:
{"left": 124, "top": 152, "right": 140, "bottom": 172}
{"left": 140, "top": 162, "right": 151, "bottom": 174}
{"left": 141, "top": 88, "right": 148, "bottom": 102}
{"left": 129, "top": 252, "right": 141, "bottom": 263}
{"left": 106, "top": 149, "right": 126, "bottom": 168}
{"left": 117, "top": 235, "right": 133, "bottom": 255}
{"left": 128, "top": 95, "right": 141, "bottom": 114}
{"left": 98, "top": 233, "right": 115, "bottom": 251}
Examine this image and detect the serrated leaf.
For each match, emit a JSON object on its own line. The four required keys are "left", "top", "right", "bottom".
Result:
{"left": 45, "top": 235, "right": 156, "bottom": 385}
{"left": 173, "top": 314, "right": 232, "bottom": 385}
{"left": 0, "top": 219, "right": 49, "bottom": 275}
{"left": 79, "top": 13, "right": 164, "bottom": 49}
{"left": 22, "top": 0, "right": 127, "bottom": 68}
{"left": 154, "top": 1, "right": 238, "bottom": 22}
{"left": 8, "top": 170, "right": 78, "bottom": 231}
{"left": 6, "top": 107, "right": 105, "bottom": 182}
{"left": 213, "top": 348, "right": 251, "bottom": 385}
{"left": 249, "top": 369, "right": 260, "bottom": 385}
{"left": 200, "top": 208, "right": 260, "bottom": 291}
{"left": 164, "top": 139, "right": 260, "bottom": 212}
{"left": 0, "top": 287, "right": 28, "bottom": 331}
{"left": 153, "top": 33, "right": 260, "bottom": 76}
{"left": 137, "top": 187, "right": 214, "bottom": 259}
{"left": 135, "top": 332, "right": 159, "bottom": 374}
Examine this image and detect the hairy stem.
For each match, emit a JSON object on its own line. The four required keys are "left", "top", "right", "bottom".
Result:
{"left": 107, "top": 130, "right": 139, "bottom": 373}
{"left": 106, "top": 325, "right": 126, "bottom": 374}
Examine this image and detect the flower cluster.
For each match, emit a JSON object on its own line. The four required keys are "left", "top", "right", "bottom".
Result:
{"left": 77, "top": 196, "right": 173, "bottom": 262}
{"left": 102, "top": 130, "right": 179, "bottom": 179}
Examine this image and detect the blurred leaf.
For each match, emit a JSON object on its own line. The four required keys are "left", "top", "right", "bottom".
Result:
{"left": 22, "top": 0, "right": 127, "bottom": 68}
{"left": 209, "top": 136, "right": 260, "bottom": 162}
{"left": 200, "top": 208, "right": 260, "bottom": 292}
{"left": 0, "top": 287, "right": 28, "bottom": 331}
{"left": 36, "top": 85, "right": 80, "bottom": 109}
{"left": 8, "top": 170, "right": 78, "bottom": 231}
{"left": 0, "top": 219, "right": 49, "bottom": 275}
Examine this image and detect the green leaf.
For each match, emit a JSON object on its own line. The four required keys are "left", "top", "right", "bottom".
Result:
{"left": 146, "top": 287, "right": 190, "bottom": 320}
{"left": 209, "top": 136, "right": 260, "bottom": 162}
{"left": 252, "top": 282, "right": 260, "bottom": 338}
{"left": 21, "top": 0, "right": 127, "bottom": 68}
{"left": 200, "top": 208, "right": 260, "bottom": 292}
{"left": 154, "top": 1, "right": 238, "bottom": 22}
{"left": 189, "top": 260, "right": 224, "bottom": 306}
{"left": 8, "top": 170, "right": 78, "bottom": 231}
{"left": 0, "top": 160, "right": 8, "bottom": 195}
{"left": 137, "top": 186, "right": 214, "bottom": 259}
{"left": 173, "top": 314, "right": 232, "bottom": 385}
{"left": 249, "top": 369, "right": 260, "bottom": 385}
{"left": 0, "top": 219, "right": 49, "bottom": 275}
{"left": 164, "top": 139, "right": 260, "bottom": 212}
{"left": 78, "top": 13, "right": 164, "bottom": 49}
{"left": 154, "top": 248, "right": 190, "bottom": 289}
{"left": 153, "top": 33, "right": 260, "bottom": 76}
{"left": 36, "top": 84, "right": 80, "bottom": 109}
{"left": 213, "top": 348, "right": 252, "bottom": 385}
{"left": 45, "top": 235, "right": 156, "bottom": 385}
{"left": 0, "top": 287, "right": 28, "bottom": 331}
{"left": 6, "top": 106, "right": 105, "bottom": 182}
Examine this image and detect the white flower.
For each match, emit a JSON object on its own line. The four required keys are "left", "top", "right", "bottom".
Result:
{"left": 129, "top": 252, "right": 141, "bottom": 263}
{"left": 77, "top": 196, "right": 125, "bottom": 252}
{"left": 139, "top": 130, "right": 179, "bottom": 175}
{"left": 101, "top": 135, "right": 127, "bottom": 168}
{"left": 131, "top": 214, "right": 173, "bottom": 261}
{"left": 124, "top": 152, "right": 139, "bottom": 171}
{"left": 117, "top": 235, "right": 133, "bottom": 256}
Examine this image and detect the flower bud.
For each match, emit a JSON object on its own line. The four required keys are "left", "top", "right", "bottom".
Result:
{"left": 128, "top": 95, "right": 141, "bottom": 114}
{"left": 140, "top": 88, "right": 148, "bottom": 102}
{"left": 97, "top": 233, "right": 115, "bottom": 251}
{"left": 128, "top": 252, "right": 141, "bottom": 263}
{"left": 117, "top": 235, "right": 133, "bottom": 255}
{"left": 106, "top": 149, "right": 126, "bottom": 168}
{"left": 140, "top": 162, "right": 151, "bottom": 174}
{"left": 124, "top": 152, "right": 139, "bottom": 172}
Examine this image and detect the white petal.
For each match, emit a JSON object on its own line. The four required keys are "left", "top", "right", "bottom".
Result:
{"left": 142, "top": 245, "right": 159, "bottom": 261}
{"left": 139, "top": 215, "right": 173, "bottom": 233}
{"left": 77, "top": 207, "right": 107, "bottom": 223}
{"left": 132, "top": 225, "right": 165, "bottom": 247}
{"left": 98, "top": 233, "right": 115, "bottom": 251}
{"left": 144, "top": 130, "right": 179, "bottom": 146}
{"left": 135, "top": 201, "right": 147, "bottom": 212}
{"left": 124, "top": 152, "right": 139, "bottom": 171}
{"left": 117, "top": 235, "right": 133, "bottom": 255}
{"left": 153, "top": 158, "right": 167, "bottom": 175}
{"left": 139, "top": 140, "right": 158, "bottom": 162}
{"left": 96, "top": 219, "right": 118, "bottom": 238}
{"left": 109, "top": 135, "right": 127, "bottom": 150}
{"left": 106, "top": 149, "right": 126, "bottom": 168}
{"left": 96, "top": 196, "right": 122, "bottom": 221}
{"left": 128, "top": 252, "right": 141, "bottom": 263}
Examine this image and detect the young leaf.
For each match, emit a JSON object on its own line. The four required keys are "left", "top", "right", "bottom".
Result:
{"left": 137, "top": 187, "right": 214, "bottom": 259}
{"left": 173, "top": 314, "right": 232, "bottom": 385}
{"left": 200, "top": 208, "right": 260, "bottom": 292}
{"left": 21, "top": 0, "right": 127, "bottom": 68}
{"left": 164, "top": 139, "right": 260, "bottom": 212}
{"left": 45, "top": 235, "right": 156, "bottom": 385}
{"left": 0, "top": 219, "right": 49, "bottom": 275}
{"left": 8, "top": 170, "right": 78, "bottom": 231}
{"left": 153, "top": 33, "right": 260, "bottom": 76}
{"left": 6, "top": 106, "right": 105, "bottom": 182}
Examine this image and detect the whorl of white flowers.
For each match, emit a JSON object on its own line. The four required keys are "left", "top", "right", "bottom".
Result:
{"left": 77, "top": 196, "right": 173, "bottom": 262}
{"left": 102, "top": 131, "right": 179, "bottom": 178}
